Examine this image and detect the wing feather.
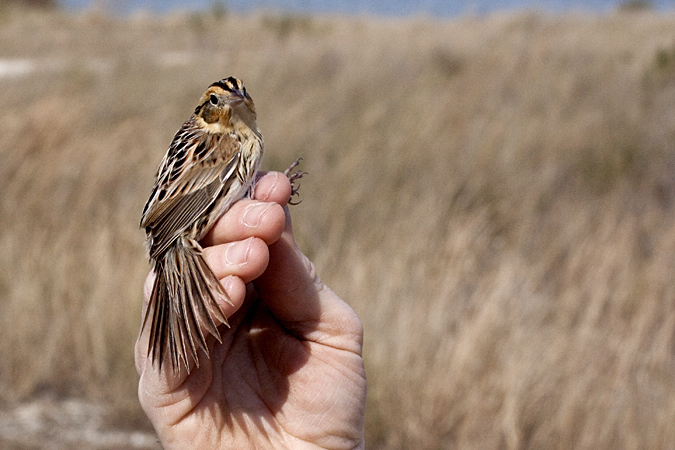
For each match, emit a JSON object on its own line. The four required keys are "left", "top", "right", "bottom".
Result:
{"left": 141, "top": 116, "right": 241, "bottom": 257}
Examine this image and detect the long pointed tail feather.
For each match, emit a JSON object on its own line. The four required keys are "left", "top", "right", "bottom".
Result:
{"left": 143, "top": 237, "right": 230, "bottom": 374}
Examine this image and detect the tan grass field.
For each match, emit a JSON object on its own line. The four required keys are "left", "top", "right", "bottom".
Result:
{"left": 2, "top": 4, "right": 675, "bottom": 449}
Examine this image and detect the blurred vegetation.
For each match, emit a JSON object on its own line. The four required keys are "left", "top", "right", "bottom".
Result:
{"left": 0, "top": 0, "right": 57, "bottom": 13}
{"left": 617, "top": 0, "right": 654, "bottom": 12}
{"left": 2, "top": 6, "right": 675, "bottom": 449}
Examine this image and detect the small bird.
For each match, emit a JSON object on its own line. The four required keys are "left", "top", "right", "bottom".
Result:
{"left": 140, "top": 77, "right": 264, "bottom": 374}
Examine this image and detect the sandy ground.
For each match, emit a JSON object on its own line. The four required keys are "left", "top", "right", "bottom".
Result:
{"left": 0, "top": 397, "right": 156, "bottom": 450}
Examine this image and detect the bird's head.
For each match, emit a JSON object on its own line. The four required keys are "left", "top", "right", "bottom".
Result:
{"left": 194, "top": 77, "right": 258, "bottom": 135}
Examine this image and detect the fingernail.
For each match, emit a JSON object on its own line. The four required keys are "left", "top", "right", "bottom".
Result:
{"left": 264, "top": 172, "right": 280, "bottom": 201}
{"left": 225, "top": 238, "right": 253, "bottom": 266}
{"left": 242, "top": 202, "right": 274, "bottom": 228}
{"left": 220, "top": 276, "right": 237, "bottom": 296}
{"left": 256, "top": 172, "right": 279, "bottom": 201}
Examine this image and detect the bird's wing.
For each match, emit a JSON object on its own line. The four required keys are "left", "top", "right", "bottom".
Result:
{"left": 141, "top": 117, "right": 240, "bottom": 256}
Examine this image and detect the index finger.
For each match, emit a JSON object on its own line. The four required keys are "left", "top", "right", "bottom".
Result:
{"left": 200, "top": 172, "right": 291, "bottom": 247}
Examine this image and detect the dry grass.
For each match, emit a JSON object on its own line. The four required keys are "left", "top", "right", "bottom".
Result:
{"left": 2, "top": 6, "right": 675, "bottom": 449}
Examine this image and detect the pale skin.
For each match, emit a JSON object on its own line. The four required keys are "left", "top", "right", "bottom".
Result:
{"left": 135, "top": 171, "right": 366, "bottom": 449}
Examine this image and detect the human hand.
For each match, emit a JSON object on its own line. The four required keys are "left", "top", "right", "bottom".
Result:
{"left": 135, "top": 171, "right": 366, "bottom": 449}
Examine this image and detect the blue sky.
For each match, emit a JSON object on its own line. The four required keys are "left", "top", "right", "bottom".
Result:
{"left": 58, "top": 0, "right": 675, "bottom": 16}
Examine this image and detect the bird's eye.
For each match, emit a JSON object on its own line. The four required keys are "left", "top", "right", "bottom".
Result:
{"left": 209, "top": 94, "right": 218, "bottom": 105}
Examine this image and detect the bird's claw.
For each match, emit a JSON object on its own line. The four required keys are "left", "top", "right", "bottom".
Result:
{"left": 284, "top": 158, "right": 307, "bottom": 205}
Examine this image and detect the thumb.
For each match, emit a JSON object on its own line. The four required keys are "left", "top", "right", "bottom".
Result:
{"left": 254, "top": 207, "right": 322, "bottom": 324}
{"left": 254, "top": 207, "right": 363, "bottom": 352}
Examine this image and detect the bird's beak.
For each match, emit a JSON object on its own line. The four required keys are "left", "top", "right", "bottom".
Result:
{"left": 228, "top": 89, "right": 246, "bottom": 106}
